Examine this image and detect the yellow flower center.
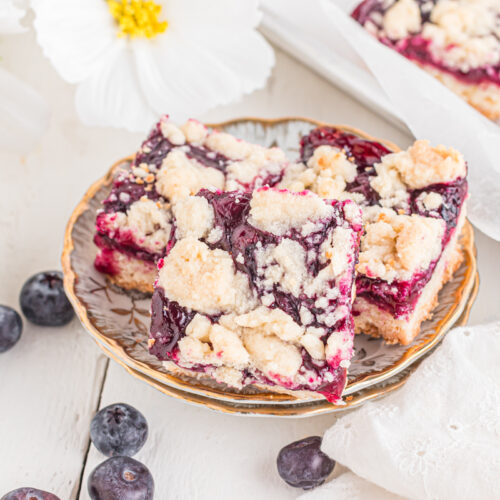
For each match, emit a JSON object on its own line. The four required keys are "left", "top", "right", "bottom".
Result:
{"left": 107, "top": 0, "right": 168, "bottom": 39}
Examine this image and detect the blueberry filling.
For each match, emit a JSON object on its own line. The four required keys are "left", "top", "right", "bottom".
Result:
{"left": 150, "top": 292, "right": 195, "bottom": 359}
{"left": 410, "top": 180, "right": 468, "bottom": 242}
{"left": 135, "top": 121, "right": 230, "bottom": 172}
{"left": 352, "top": 0, "right": 500, "bottom": 87}
{"left": 355, "top": 267, "right": 436, "bottom": 317}
{"left": 94, "top": 233, "right": 161, "bottom": 265}
{"left": 301, "top": 127, "right": 391, "bottom": 205}
{"left": 103, "top": 177, "right": 160, "bottom": 214}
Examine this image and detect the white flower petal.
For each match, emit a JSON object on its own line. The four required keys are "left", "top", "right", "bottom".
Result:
{"left": 75, "top": 44, "right": 157, "bottom": 132}
{"left": 164, "top": 0, "right": 274, "bottom": 94}
{"left": 196, "top": 30, "right": 274, "bottom": 94}
{"left": 32, "top": 0, "right": 116, "bottom": 83}
{"left": 0, "top": 0, "right": 27, "bottom": 34}
{"left": 133, "top": 0, "right": 274, "bottom": 121}
{"left": 0, "top": 66, "right": 50, "bottom": 153}
{"left": 164, "top": 0, "right": 263, "bottom": 37}
{"left": 133, "top": 35, "right": 245, "bottom": 122}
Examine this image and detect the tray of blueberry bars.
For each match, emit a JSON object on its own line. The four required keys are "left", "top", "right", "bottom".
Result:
{"left": 62, "top": 115, "right": 477, "bottom": 417}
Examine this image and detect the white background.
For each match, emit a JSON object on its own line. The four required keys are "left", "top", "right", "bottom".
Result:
{"left": 1, "top": 28, "right": 499, "bottom": 499}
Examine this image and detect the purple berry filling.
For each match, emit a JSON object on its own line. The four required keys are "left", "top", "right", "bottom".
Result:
{"left": 136, "top": 120, "right": 230, "bottom": 173}
{"left": 94, "top": 222, "right": 163, "bottom": 264}
{"left": 352, "top": 0, "right": 500, "bottom": 88}
{"left": 102, "top": 177, "right": 160, "bottom": 215}
{"left": 355, "top": 267, "right": 435, "bottom": 317}
{"left": 301, "top": 127, "right": 392, "bottom": 205}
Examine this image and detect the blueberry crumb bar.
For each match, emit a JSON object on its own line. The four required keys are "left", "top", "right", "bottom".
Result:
{"left": 280, "top": 126, "right": 468, "bottom": 345}
{"left": 353, "top": 0, "right": 500, "bottom": 120}
{"left": 149, "top": 188, "right": 363, "bottom": 402}
{"left": 94, "top": 116, "right": 289, "bottom": 293}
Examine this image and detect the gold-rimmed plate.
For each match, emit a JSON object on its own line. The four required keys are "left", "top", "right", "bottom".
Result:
{"left": 62, "top": 117, "right": 478, "bottom": 416}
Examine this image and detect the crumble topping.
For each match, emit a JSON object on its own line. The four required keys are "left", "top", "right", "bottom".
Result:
{"left": 204, "top": 131, "right": 286, "bottom": 165}
{"left": 279, "top": 147, "right": 365, "bottom": 204}
{"left": 243, "top": 331, "right": 303, "bottom": 380}
{"left": 383, "top": 0, "right": 421, "bottom": 40}
{"left": 206, "top": 226, "right": 223, "bottom": 244}
{"left": 180, "top": 119, "right": 208, "bottom": 144}
{"left": 160, "top": 121, "right": 186, "bottom": 146}
{"left": 325, "top": 331, "right": 353, "bottom": 364}
{"left": 424, "top": 0, "right": 500, "bottom": 71}
{"left": 156, "top": 150, "right": 225, "bottom": 202}
{"left": 300, "top": 333, "right": 326, "bottom": 360}
{"left": 180, "top": 306, "right": 315, "bottom": 377}
{"left": 232, "top": 307, "right": 305, "bottom": 342}
{"left": 158, "top": 238, "right": 256, "bottom": 315}
{"left": 286, "top": 136, "right": 464, "bottom": 216}
{"left": 248, "top": 188, "right": 335, "bottom": 236}
{"left": 209, "top": 324, "right": 250, "bottom": 369}
{"left": 417, "top": 191, "right": 444, "bottom": 211}
{"left": 306, "top": 145, "right": 358, "bottom": 182}
{"left": 358, "top": 209, "right": 446, "bottom": 282}
{"left": 370, "top": 140, "right": 465, "bottom": 207}
{"left": 179, "top": 324, "right": 251, "bottom": 371}
{"left": 255, "top": 239, "right": 307, "bottom": 297}
{"left": 185, "top": 313, "right": 211, "bottom": 341}
{"left": 370, "top": 0, "right": 500, "bottom": 72}
{"left": 172, "top": 196, "right": 214, "bottom": 239}
{"left": 205, "top": 131, "right": 254, "bottom": 160}
{"left": 225, "top": 160, "right": 282, "bottom": 191}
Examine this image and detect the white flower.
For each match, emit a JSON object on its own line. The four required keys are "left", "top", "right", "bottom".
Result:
{"left": 32, "top": 0, "right": 275, "bottom": 132}
{"left": 0, "top": 0, "right": 50, "bottom": 154}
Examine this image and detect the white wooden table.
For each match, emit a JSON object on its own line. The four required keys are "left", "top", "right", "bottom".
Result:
{"left": 1, "top": 29, "right": 499, "bottom": 500}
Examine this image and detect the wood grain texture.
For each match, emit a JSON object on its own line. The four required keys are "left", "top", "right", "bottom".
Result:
{"left": 0, "top": 325, "right": 107, "bottom": 498}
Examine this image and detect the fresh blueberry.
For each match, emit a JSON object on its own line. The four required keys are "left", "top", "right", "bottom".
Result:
{"left": 0, "top": 305, "right": 22, "bottom": 353}
{"left": 19, "top": 271, "right": 74, "bottom": 326}
{"left": 90, "top": 403, "right": 148, "bottom": 457}
{"left": 1, "top": 487, "right": 60, "bottom": 500}
{"left": 88, "top": 456, "right": 154, "bottom": 500}
{"left": 277, "top": 436, "right": 335, "bottom": 490}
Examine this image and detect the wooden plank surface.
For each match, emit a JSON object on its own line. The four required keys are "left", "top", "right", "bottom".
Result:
{"left": 0, "top": 324, "right": 107, "bottom": 498}
{"left": 78, "top": 362, "right": 343, "bottom": 500}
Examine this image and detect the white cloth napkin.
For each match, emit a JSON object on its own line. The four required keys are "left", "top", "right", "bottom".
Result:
{"left": 261, "top": 0, "right": 500, "bottom": 241}
{"left": 300, "top": 322, "right": 500, "bottom": 500}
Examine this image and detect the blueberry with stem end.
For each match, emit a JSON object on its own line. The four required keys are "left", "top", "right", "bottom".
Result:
{"left": 88, "top": 456, "right": 154, "bottom": 500}
{"left": 90, "top": 403, "right": 148, "bottom": 457}
{"left": 1, "top": 487, "right": 60, "bottom": 500}
{"left": 277, "top": 436, "right": 335, "bottom": 490}
{"left": 0, "top": 305, "right": 22, "bottom": 353}
{"left": 20, "top": 271, "right": 74, "bottom": 327}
